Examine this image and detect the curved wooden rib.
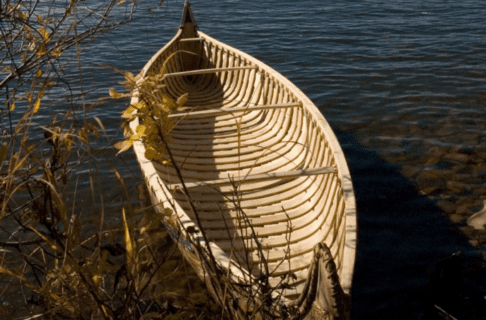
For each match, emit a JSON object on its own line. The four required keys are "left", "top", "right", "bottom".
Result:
{"left": 129, "top": 2, "right": 357, "bottom": 319}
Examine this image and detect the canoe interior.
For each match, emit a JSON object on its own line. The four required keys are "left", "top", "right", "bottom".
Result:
{"left": 131, "top": 17, "right": 356, "bottom": 302}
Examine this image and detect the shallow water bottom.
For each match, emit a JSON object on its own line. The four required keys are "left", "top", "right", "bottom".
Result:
{"left": 338, "top": 131, "right": 486, "bottom": 319}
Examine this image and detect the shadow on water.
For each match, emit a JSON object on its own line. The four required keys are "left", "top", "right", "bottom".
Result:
{"left": 335, "top": 130, "right": 485, "bottom": 319}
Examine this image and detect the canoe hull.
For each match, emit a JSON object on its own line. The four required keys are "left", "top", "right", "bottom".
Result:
{"left": 129, "top": 2, "right": 357, "bottom": 318}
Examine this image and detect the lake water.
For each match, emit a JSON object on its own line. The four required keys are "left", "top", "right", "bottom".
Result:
{"left": 66, "top": 0, "right": 486, "bottom": 318}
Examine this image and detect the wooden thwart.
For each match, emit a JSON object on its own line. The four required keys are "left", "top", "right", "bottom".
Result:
{"left": 179, "top": 38, "right": 204, "bottom": 42}
{"left": 169, "top": 166, "right": 336, "bottom": 189}
{"left": 169, "top": 102, "right": 302, "bottom": 118}
{"left": 163, "top": 66, "right": 257, "bottom": 79}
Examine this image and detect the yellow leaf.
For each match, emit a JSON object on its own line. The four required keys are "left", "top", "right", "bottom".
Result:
{"left": 117, "top": 0, "right": 126, "bottom": 4}
{"left": 129, "top": 133, "right": 140, "bottom": 141}
{"left": 36, "top": 69, "right": 44, "bottom": 78}
{"left": 92, "top": 275, "right": 102, "bottom": 286}
{"left": 176, "top": 93, "right": 188, "bottom": 106}
{"left": 159, "top": 103, "right": 171, "bottom": 113}
{"left": 137, "top": 124, "right": 153, "bottom": 136}
{"left": 136, "top": 124, "right": 147, "bottom": 136}
{"left": 114, "top": 140, "right": 133, "bottom": 155}
{"left": 123, "top": 125, "right": 133, "bottom": 138}
{"left": 44, "top": 81, "right": 56, "bottom": 89}
{"left": 113, "top": 140, "right": 127, "bottom": 150}
{"left": 36, "top": 43, "right": 47, "bottom": 56}
{"left": 109, "top": 88, "right": 118, "bottom": 98}
{"left": 33, "top": 99, "right": 41, "bottom": 113}
{"left": 9, "top": 103, "right": 15, "bottom": 111}
{"left": 162, "top": 95, "right": 175, "bottom": 107}
{"left": 122, "top": 208, "right": 135, "bottom": 272}
{"left": 101, "top": 305, "right": 113, "bottom": 319}
{"left": 37, "top": 14, "right": 43, "bottom": 23}
{"left": 162, "top": 208, "right": 173, "bottom": 216}
{"left": 122, "top": 105, "right": 136, "bottom": 118}
{"left": 38, "top": 27, "right": 49, "bottom": 42}
{"left": 132, "top": 101, "right": 147, "bottom": 111}
{"left": 51, "top": 49, "right": 62, "bottom": 57}
{"left": 124, "top": 71, "right": 135, "bottom": 83}
{"left": 18, "top": 11, "right": 27, "bottom": 20}
{"left": 144, "top": 147, "right": 160, "bottom": 160}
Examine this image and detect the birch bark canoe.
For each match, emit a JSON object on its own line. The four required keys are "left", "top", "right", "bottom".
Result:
{"left": 128, "top": 2, "right": 357, "bottom": 319}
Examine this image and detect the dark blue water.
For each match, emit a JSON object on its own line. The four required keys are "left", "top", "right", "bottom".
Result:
{"left": 70, "top": 0, "right": 486, "bottom": 318}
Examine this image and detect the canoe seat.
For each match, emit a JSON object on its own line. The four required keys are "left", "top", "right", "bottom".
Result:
{"left": 163, "top": 66, "right": 257, "bottom": 79}
{"left": 179, "top": 37, "right": 204, "bottom": 42}
{"left": 168, "top": 166, "right": 336, "bottom": 189}
{"left": 169, "top": 102, "right": 302, "bottom": 118}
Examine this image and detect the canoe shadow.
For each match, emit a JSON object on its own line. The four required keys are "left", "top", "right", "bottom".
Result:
{"left": 334, "top": 130, "right": 481, "bottom": 319}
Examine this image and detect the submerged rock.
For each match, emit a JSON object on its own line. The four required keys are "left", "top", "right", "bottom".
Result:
{"left": 467, "top": 200, "right": 486, "bottom": 231}
{"left": 437, "top": 200, "right": 456, "bottom": 214}
{"left": 445, "top": 153, "right": 470, "bottom": 163}
{"left": 449, "top": 214, "right": 464, "bottom": 224}
{"left": 455, "top": 202, "right": 472, "bottom": 215}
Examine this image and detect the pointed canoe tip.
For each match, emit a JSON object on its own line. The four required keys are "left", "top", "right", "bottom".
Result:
{"left": 180, "top": 1, "right": 197, "bottom": 29}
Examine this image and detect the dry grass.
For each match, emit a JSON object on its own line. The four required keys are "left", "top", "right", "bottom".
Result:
{"left": 0, "top": 2, "right": 334, "bottom": 319}
{"left": 0, "top": 1, "right": 223, "bottom": 319}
